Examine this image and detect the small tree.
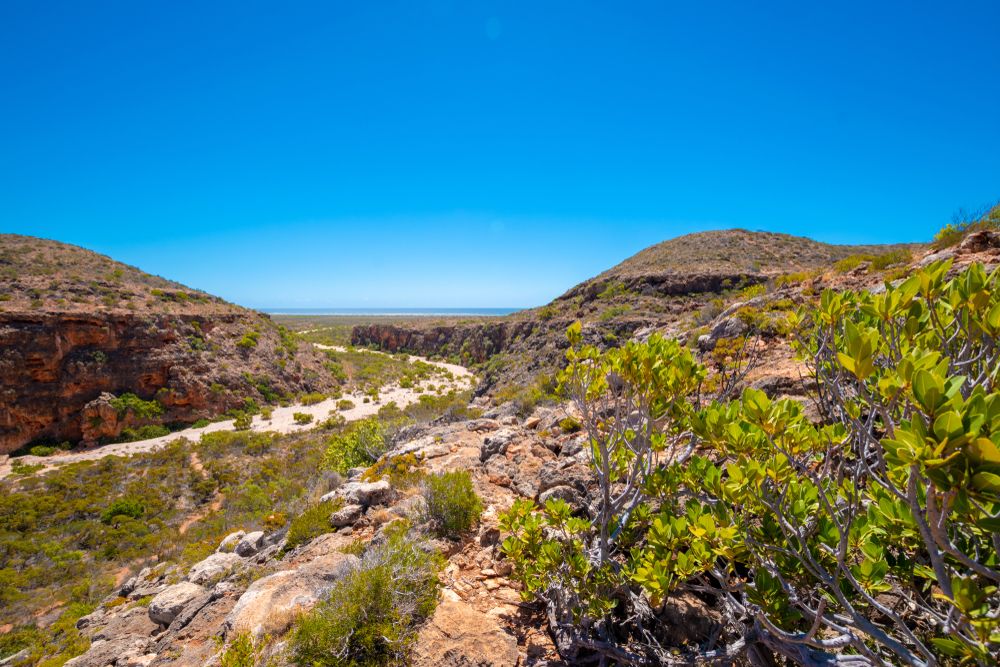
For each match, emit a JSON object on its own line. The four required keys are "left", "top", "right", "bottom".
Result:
{"left": 501, "top": 262, "right": 1000, "bottom": 666}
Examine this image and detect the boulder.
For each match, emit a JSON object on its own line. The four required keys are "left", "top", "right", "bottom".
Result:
{"left": 749, "top": 375, "right": 797, "bottom": 398}
{"left": 918, "top": 250, "right": 955, "bottom": 268}
{"left": 216, "top": 530, "right": 245, "bottom": 553}
{"left": 323, "top": 480, "right": 396, "bottom": 507}
{"left": 235, "top": 531, "right": 265, "bottom": 557}
{"left": 959, "top": 230, "right": 1000, "bottom": 253}
{"left": 148, "top": 582, "right": 206, "bottom": 626}
{"left": 329, "top": 504, "right": 364, "bottom": 527}
{"left": 411, "top": 600, "right": 518, "bottom": 667}
{"left": 538, "top": 485, "right": 585, "bottom": 514}
{"left": 346, "top": 467, "right": 367, "bottom": 481}
{"left": 223, "top": 552, "right": 360, "bottom": 639}
{"left": 466, "top": 419, "right": 500, "bottom": 433}
{"left": 480, "top": 429, "right": 518, "bottom": 462}
{"left": 537, "top": 462, "right": 593, "bottom": 495}
{"left": 699, "top": 317, "right": 747, "bottom": 351}
{"left": 186, "top": 552, "right": 242, "bottom": 585}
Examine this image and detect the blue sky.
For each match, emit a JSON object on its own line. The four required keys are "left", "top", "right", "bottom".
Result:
{"left": 1, "top": 1, "right": 997, "bottom": 309}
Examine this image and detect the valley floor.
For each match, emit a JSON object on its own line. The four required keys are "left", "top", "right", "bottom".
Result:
{"left": 0, "top": 348, "right": 475, "bottom": 479}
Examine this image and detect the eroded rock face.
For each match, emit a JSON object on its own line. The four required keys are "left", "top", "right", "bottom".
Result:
{"left": 411, "top": 600, "right": 519, "bottom": 667}
{"left": 148, "top": 582, "right": 206, "bottom": 626}
{"left": 222, "top": 552, "right": 360, "bottom": 639}
{"left": 0, "top": 309, "right": 343, "bottom": 454}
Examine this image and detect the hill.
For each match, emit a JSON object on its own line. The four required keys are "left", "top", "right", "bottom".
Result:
{"left": 347, "top": 229, "right": 931, "bottom": 396}
{"left": 594, "top": 229, "right": 923, "bottom": 279}
{"left": 0, "top": 233, "right": 226, "bottom": 314}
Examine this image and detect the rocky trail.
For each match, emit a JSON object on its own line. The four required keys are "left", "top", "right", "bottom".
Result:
{"left": 0, "top": 349, "right": 475, "bottom": 479}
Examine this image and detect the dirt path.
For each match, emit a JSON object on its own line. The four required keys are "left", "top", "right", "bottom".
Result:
{"left": 1, "top": 349, "right": 477, "bottom": 478}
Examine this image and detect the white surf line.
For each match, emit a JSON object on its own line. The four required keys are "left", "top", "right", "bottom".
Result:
{"left": 1, "top": 347, "right": 476, "bottom": 478}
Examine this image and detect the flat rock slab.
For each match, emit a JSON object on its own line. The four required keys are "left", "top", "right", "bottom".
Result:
{"left": 411, "top": 600, "right": 518, "bottom": 667}
{"left": 223, "top": 552, "right": 360, "bottom": 639}
{"left": 186, "top": 552, "right": 243, "bottom": 585}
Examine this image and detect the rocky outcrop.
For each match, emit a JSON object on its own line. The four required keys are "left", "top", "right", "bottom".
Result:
{"left": 411, "top": 600, "right": 519, "bottom": 667}
{"left": 0, "top": 310, "right": 340, "bottom": 454}
{"left": 222, "top": 552, "right": 360, "bottom": 639}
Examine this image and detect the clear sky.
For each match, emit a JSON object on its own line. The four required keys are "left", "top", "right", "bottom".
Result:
{"left": 1, "top": 1, "right": 997, "bottom": 309}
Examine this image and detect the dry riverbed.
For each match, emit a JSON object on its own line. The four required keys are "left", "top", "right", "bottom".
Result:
{"left": 1, "top": 348, "right": 476, "bottom": 478}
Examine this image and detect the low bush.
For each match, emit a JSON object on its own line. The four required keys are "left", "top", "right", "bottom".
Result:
{"left": 336, "top": 399, "right": 355, "bottom": 411}
{"left": 362, "top": 453, "right": 424, "bottom": 490}
{"left": 288, "top": 529, "right": 439, "bottom": 667}
{"left": 420, "top": 470, "right": 482, "bottom": 537}
{"left": 100, "top": 498, "right": 145, "bottom": 525}
{"left": 219, "top": 632, "right": 266, "bottom": 667}
{"left": 740, "top": 283, "right": 765, "bottom": 300}
{"left": 869, "top": 247, "right": 912, "bottom": 270}
{"left": 300, "top": 392, "right": 326, "bottom": 406}
{"left": 321, "top": 418, "right": 399, "bottom": 474}
{"left": 233, "top": 412, "right": 253, "bottom": 431}
{"left": 292, "top": 412, "right": 314, "bottom": 425}
{"left": 282, "top": 498, "right": 344, "bottom": 555}
{"left": 110, "top": 424, "right": 171, "bottom": 443}
{"left": 236, "top": 330, "right": 260, "bottom": 349}
{"left": 109, "top": 393, "right": 164, "bottom": 420}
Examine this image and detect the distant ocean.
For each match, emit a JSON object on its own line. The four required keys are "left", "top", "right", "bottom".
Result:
{"left": 264, "top": 308, "right": 523, "bottom": 316}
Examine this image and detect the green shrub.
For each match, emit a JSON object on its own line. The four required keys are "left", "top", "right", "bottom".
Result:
{"left": 420, "top": 470, "right": 482, "bottom": 537}
{"left": 337, "top": 399, "right": 355, "bottom": 411}
{"left": 261, "top": 406, "right": 273, "bottom": 421}
{"left": 869, "top": 247, "right": 912, "bottom": 270}
{"left": 192, "top": 419, "right": 211, "bottom": 428}
{"left": 288, "top": 530, "right": 439, "bottom": 667}
{"left": 321, "top": 418, "right": 398, "bottom": 474}
{"left": 293, "top": 412, "right": 313, "bottom": 425}
{"left": 834, "top": 253, "right": 874, "bottom": 273}
{"left": 233, "top": 412, "right": 252, "bottom": 431}
{"left": 236, "top": 330, "right": 260, "bottom": 348}
{"left": 100, "top": 498, "right": 145, "bottom": 525}
{"left": 300, "top": 392, "right": 326, "bottom": 406}
{"left": 362, "top": 453, "right": 424, "bottom": 490}
{"left": 558, "top": 416, "right": 580, "bottom": 432}
{"left": 219, "top": 632, "right": 265, "bottom": 667}
{"left": 110, "top": 424, "right": 171, "bottom": 443}
{"left": 538, "top": 305, "right": 556, "bottom": 321}
{"left": 282, "top": 498, "right": 343, "bottom": 555}
{"left": 109, "top": 393, "right": 164, "bottom": 420}
{"left": 740, "top": 283, "right": 766, "bottom": 300}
